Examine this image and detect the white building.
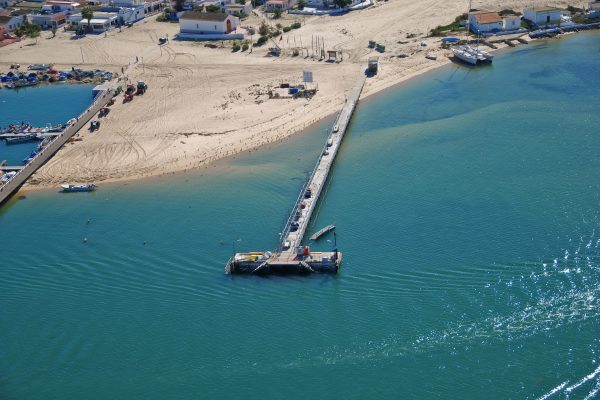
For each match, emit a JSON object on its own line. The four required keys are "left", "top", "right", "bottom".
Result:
{"left": 179, "top": 11, "right": 238, "bottom": 34}
{"left": 110, "top": 0, "right": 142, "bottom": 6}
{"left": 523, "top": 6, "right": 561, "bottom": 26}
{"left": 0, "top": 15, "right": 23, "bottom": 32}
{"left": 71, "top": 11, "right": 118, "bottom": 32}
{"left": 223, "top": 2, "right": 250, "bottom": 15}
{"left": 118, "top": 5, "right": 145, "bottom": 22}
{"left": 502, "top": 14, "right": 521, "bottom": 31}
{"left": 468, "top": 11, "right": 503, "bottom": 33}
{"left": 28, "top": 12, "right": 68, "bottom": 28}
{"left": 42, "top": 0, "right": 80, "bottom": 13}
{"left": 264, "top": 0, "right": 297, "bottom": 11}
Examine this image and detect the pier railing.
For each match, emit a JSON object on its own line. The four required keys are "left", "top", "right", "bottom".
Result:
{"left": 277, "top": 112, "right": 342, "bottom": 252}
{"left": 277, "top": 76, "right": 366, "bottom": 253}
{"left": 0, "top": 88, "right": 114, "bottom": 205}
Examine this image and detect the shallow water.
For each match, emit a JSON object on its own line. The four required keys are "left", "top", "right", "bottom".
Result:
{"left": 0, "top": 83, "right": 94, "bottom": 165}
{"left": 1, "top": 33, "right": 599, "bottom": 399}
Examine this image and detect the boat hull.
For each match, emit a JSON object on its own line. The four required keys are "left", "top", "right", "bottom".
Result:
{"left": 61, "top": 184, "right": 97, "bottom": 193}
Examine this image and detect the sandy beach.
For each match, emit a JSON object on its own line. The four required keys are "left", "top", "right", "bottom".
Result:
{"left": 0, "top": 0, "right": 569, "bottom": 187}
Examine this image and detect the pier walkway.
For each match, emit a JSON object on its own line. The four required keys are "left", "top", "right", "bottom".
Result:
{"left": 226, "top": 73, "right": 366, "bottom": 274}
{"left": 278, "top": 75, "right": 366, "bottom": 259}
{"left": 0, "top": 132, "right": 60, "bottom": 139}
{"left": 0, "top": 88, "right": 114, "bottom": 205}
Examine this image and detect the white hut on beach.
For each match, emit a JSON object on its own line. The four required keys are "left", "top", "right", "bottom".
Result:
{"left": 177, "top": 11, "right": 242, "bottom": 40}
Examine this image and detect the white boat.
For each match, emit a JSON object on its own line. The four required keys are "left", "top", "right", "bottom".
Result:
{"left": 61, "top": 183, "right": 97, "bottom": 192}
{"left": 452, "top": 46, "right": 478, "bottom": 64}
{"left": 451, "top": 0, "right": 494, "bottom": 65}
{"left": 467, "top": 45, "right": 494, "bottom": 61}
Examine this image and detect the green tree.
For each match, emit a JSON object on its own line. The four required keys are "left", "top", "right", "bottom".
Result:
{"left": 15, "top": 20, "right": 41, "bottom": 40}
{"left": 205, "top": 4, "right": 221, "bottom": 12}
{"left": 333, "top": 0, "right": 351, "bottom": 8}
{"left": 297, "top": 0, "right": 305, "bottom": 9}
{"left": 81, "top": 6, "right": 94, "bottom": 32}
{"left": 29, "top": 25, "right": 41, "bottom": 43}
{"left": 273, "top": 8, "right": 282, "bottom": 18}
{"left": 258, "top": 21, "right": 269, "bottom": 36}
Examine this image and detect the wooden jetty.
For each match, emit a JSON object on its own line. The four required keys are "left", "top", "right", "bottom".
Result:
{"left": 0, "top": 132, "right": 60, "bottom": 139}
{"left": 226, "top": 74, "right": 367, "bottom": 274}
{"left": 0, "top": 166, "right": 24, "bottom": 171}
{"left": 309, "top": 224, "right": 335, "bottom": 241}
{"left": 0, "top": 89, "right": 114, "bottom": 206}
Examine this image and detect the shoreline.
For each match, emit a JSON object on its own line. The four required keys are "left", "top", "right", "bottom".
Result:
{"left": 19, "top": 57, "right": 454, "bottom": 192}
{"left": 14, "top": 37, "right": 532, "bottom": 192}
{"left": 4, "top": 7, "right": 593, "bottom": 192}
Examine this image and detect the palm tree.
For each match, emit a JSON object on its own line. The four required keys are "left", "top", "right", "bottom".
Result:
{"left": 81, "top": 6, "right": 94, "bottom": 33}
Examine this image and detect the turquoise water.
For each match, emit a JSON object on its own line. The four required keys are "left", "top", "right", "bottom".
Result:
{"left": 0, "top": 84, "right": 94, "bottom": 165}
{"left": 1, "top": 32, "right": 600, "bottom": 399}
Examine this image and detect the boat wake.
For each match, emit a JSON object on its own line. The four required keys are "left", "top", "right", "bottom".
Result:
{"left": 285, "top": 232, "right": 600, "bottom": 369}
{"left": 535, "top": 364, "right": 600, "bottom": 400}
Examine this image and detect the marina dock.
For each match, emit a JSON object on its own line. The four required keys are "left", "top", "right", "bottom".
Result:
{"left": 0, "top": 89, "right": 114, "bottom": 205}
{"left": 0, "top": 166, "right": 24, "bottom": 171}
{"left": 226, "top": 74, "right": 367, "bottom": 274}
{"left": 0, "top": 132, "right": 60, "bottom": 139}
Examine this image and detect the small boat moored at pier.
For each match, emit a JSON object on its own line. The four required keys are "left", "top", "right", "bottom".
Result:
{"left": 310, "top": 224, "right": 335, "bottom": 241}
{"left": 61, "top": 183, "right": 97, "bottom": 192}
{"left": 5, "top": 133, "right": 37, "bottom": 144}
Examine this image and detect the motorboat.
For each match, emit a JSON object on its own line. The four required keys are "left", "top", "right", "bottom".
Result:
{"left": 61, "top": 183, "right": 97, "bottom": 192}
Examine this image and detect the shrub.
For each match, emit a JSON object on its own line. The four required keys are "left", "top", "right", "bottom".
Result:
{"left": 290, "top": 22, "right": 301, "bottom": 29}
{"left": 499, "top": 9, "right": 521, "bottom": 16}
{"left": 256, "top": 35, "right": 268, "bottom": 46}
{"left": 270, "top": 29, "right": 280, "bottom": 37}
{"left": 282, "top": 26, "right": 291, "bottom": 32}
{"left": 258, "top": 21, "right": 269, "bottom": 36}
{"left": 206, "top": 4, "right": 221, "bottom": 12}
{"left": 232, "top": 43, "right": 241, "bottom": 51}
{"left": 242, "top": 42, "right": 249, "bottom": 51}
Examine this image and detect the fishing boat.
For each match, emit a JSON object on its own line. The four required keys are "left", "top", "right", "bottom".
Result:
{"left": 6, "top": 80, "right": 39, "bottom": 89}
{"left": 5, "top": 133, "right": 37, "bottom": 144}
{"left": 22, "top": 150, "right": 38, "bottom": 165}
{"left": 310, "top": 224, "right": 336, "bottom": 241}
{"left": 61, "top": 183, "right": 97, "bottom": 192}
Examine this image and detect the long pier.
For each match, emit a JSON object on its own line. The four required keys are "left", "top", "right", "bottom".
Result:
{"left": 0, "top": 88, "right": 114, "bottom": 205}
{"left": 226, "top": 74, "right": 367, "bottom": 274}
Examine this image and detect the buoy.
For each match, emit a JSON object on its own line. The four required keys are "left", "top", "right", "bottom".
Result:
{"left": 83, "top": 237, "right": 88, "bottom": 243}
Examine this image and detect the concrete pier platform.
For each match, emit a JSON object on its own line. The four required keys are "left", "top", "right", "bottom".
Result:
{"left": 226, "top": 74, "right": 367, "bottom": 274}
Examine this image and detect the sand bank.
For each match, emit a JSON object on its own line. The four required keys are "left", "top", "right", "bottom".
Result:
{"left": 0, "top": 0, "right": 569, "bottom": 187}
